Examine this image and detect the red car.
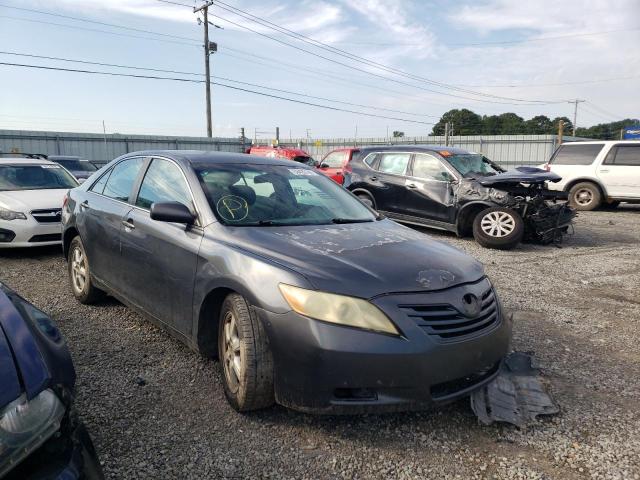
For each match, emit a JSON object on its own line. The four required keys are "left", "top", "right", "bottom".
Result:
{"left": 317, "top": 148, "right": 360, "bottom": 185}
{"left": 247, "top": 146, "right": 316, "bottom": 166}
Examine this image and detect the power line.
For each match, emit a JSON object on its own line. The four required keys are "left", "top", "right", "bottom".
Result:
{"left": 0, "top": 14, "right": 201, "bottom": 46}
{"left": 0, "top": 62, "right": 436, "bottom": 125}
{"left": 207, "top": 10, "right": 564, "bottom": 106}
{"left": 0, "top": 3, "right": 200, "bottom": 42}
{"left": 205, "top": 0, "right": 566, "bottom": 104}
{"left": 0, "top": 50, "right": 435, "bottom": 117}
{"left": 452, "top": 74, "right": 640, "bottom": 88}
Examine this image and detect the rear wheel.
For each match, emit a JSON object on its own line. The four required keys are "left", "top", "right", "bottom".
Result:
{"left": 68, "top": 236, "right": 104, "bottom": 304}
{"left": 218, "top": 293, "right": 274, "bottom": 412}
{"left": 569, "top": 182, "right": 601, "bottom": 211}
{"left": 472, "top": 207, "right": 524, "bottom": 250}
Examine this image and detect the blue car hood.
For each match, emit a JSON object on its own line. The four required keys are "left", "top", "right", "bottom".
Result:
{"left": 0, "top": 322, "right": 22, "bottom": 408}
{"left": 221, "top": 219, "right": 486, "bottom": 298}
{"left": 475, "top": 167, "right": 562, "bottom": 186}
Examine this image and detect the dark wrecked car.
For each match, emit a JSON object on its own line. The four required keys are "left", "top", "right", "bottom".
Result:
{"left": 62, "top": 150, "right": 511, "bottom": 414}
{"left": 345, "top": 146, "right": 576, "bottom": 249}
{"left": 0, "top": 282, "right": 103, "bottom": 479}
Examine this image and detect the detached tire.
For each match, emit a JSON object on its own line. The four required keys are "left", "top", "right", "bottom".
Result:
{"left": 568, "top": 182, "right": 601, "bottom": 211}
{"left": 68, "top": 236, "right": 104, "bottom": 304}
{"left": 218, "top": 293, "right": 274, "bottom": 412}
{"left": 473, "top": 207, "right": 524, "bottom": 250}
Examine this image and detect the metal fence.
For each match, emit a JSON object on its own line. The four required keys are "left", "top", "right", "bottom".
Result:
{"left": 278, "top": 134, "right": 586, "bottom": 168}
{"left": 0, "top": 130, "right": 587, "bottom": 168}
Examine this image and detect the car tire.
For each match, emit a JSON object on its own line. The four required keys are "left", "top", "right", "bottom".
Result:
{"left": 356, "top": 192, "right": 375, "bottom": 209}
{"left": 568, "top": 182, "right": 601, "bottom": 211}
{"left": 218, "top": 293, "right": 274, "bottom": 412}
{"left": 68, "top": 236, "right": 104, "bottom": 304}
{"left": 472, "top": 207, "right": 524, "bottom": 250}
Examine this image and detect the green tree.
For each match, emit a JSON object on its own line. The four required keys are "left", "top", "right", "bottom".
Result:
{"left": 496, "top": 113, "right": 525, "bottom": 134}
{"left": 392, "top": 131, "right": 405, "bottom": 138}
{"left": 575, "top": 118, "right": 640, "bottom": 139}
{"left": 432, "top": 109, "right": 483, "bottom": 135}
{"left": 481, "top": 115, "right": 502, "bottom": 135}
{"left": 551, "top": 116, "right": 573, "bottom": 135}
{"left": 524, "top": 115, "right": 553, "bottom": 134}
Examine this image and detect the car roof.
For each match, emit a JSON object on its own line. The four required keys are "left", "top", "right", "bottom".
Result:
{"left": 0, "top": 158, "right": 59, "bottom": 166}
{"left": 355, "top": 145, "right": 471, "bottom": 155}
{"left": 118, "top": 150, "right": 305, "bottom": 167}
{"left": 560, "top": 140, "right": 640, "bottom": 146}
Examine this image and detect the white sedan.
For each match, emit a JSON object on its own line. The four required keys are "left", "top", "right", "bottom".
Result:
{"left": 0, "top": 158, "right": 79, "bottom": 248}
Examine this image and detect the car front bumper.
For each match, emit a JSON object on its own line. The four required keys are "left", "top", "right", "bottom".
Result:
{"left": 257, "top": 278, "right": 512, "bottom": 414}
{"left": 4, "top": 415, "right": 103, "bottom": 480}
{"left": 0, "top": 217, "right": 62, "bottom": 248}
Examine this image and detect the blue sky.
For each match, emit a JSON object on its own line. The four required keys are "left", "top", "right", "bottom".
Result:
{"left": 0, "top": 0, "right": 638, "bottom": 140}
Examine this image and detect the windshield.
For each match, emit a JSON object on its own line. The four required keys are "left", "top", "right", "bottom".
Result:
{"left": 194, "top": 163, "right": 376, "bottom": 226}
{"left": 57, "top": 160, "right": 97, "bottom": 172}
{"left": 446, "top": 154, "right": 503, "bottom": 177}
{"left": 0, "top": 164, "right": 79, "bottom": 191}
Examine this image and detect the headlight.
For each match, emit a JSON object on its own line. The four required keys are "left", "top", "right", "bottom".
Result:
{"left": 0, "top": 389, "right": 65, "bottom": 478}
{"left": 0, "top": 207, "right": 26, "bottom": 221}
{"left": 279, "top": 284, "right": 400, "bottom": 335}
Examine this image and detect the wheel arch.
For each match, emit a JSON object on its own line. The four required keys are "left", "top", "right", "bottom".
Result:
{"left": 62, "top": 227, "right": 80, "bottom": 260}
{"left": 456, "top": 201, "right": 494, "bottom": 236}
{"left": 349, "top": 188, "right": 377, "bottom": 209}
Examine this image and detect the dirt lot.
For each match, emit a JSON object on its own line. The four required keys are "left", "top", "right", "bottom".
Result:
{"left": 1, "top": 206, "right": 639, "bottom": 480}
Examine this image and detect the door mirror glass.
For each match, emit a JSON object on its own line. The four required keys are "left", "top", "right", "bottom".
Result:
{"left": 150, "top": 201, "right": 196, "bottom": 224}
{"left": 319, "top": 162, "right": 330, "bottom": 169}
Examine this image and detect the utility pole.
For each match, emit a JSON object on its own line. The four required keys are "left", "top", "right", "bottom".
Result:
{"left": 194, "top": 1, "right": 217, "bottom": 137}
{"left": 305, "top": 129, "right": 311, "bottom": 149}
{"left": 557, "top": 119, "right": 564, "bottom": 145}
{"left": 444, "top": 121, "right": 450, "bottom": 146}
{"left": 568, "top": 99, "right": 585, "bottom": 137}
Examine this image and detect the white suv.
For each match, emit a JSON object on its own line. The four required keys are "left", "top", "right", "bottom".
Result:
{"left": 542, "top": 141, "right": 640, "bottom": 210}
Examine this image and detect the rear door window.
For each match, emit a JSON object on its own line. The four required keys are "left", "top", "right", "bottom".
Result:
{"left": 606, "top": 145, "right": 640, "bottom": 166}
{"left": 377, "top": 153, "right": 411, "bottom": 175}
{"left": 102, "top": 158, "right": 145, "bottom": 202}
{"left": 90, "top": 169, "right": 111, "bottom": 194}
{"left": 550, "top": 144, "right": 604, "bottom": 165}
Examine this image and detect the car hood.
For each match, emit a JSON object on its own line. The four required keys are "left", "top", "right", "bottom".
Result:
{"left": 474, "top": 166, "right": 561, "bottom": 186}
{"left": 220, "top": 219, "right": 485, "bottom": 298}
{"left": 0, "top": 320, "right": 22, "bottom": 408}
{"left": 0, "top": 189, "right": 68, "bottom": 211}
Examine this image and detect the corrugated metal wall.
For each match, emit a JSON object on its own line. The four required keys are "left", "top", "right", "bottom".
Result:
{"left": 1, "top": 130, "right": 584, "bottom": 167}
{"left": 0, "top": 130, "right": 247, "bottom": 163}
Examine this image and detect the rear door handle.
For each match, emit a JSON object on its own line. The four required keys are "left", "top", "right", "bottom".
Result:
{"left": 599, "top": 169, "right": 609, "bottom": 173}
{"left": 121, "top": 219, "right": 135, "bottom": 230}
{"left": 406, "top": 183, "right": 418, "bottom": 189}
{"left": 79, "top": 200, "right": 90, "bottom": 210}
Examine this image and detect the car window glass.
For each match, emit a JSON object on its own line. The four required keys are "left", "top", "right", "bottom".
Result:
{"left": 550, "top": 144, "right": 603, "bottom": 165}
{"left": 90, "top": 169, "right": 111, "bottom": 194}
{"left": 322, "top": 152, "right": 347, "bottom": 168}
{"left": 377, "top": 153, "right": 411, "bottom": 175}
{"left": 412, "top": 155, "right": 451, "bottom": 181}
{"left": 136, "top": 159, "right": 193, "bottom": 209}
{"left": 363, "top": 153, "right": 378, "bottom": 168}
{"left": 102, "top": 158, "right": 144, "bottom": 202}
{"left": 611, "top": 145, "right": 640, "bottom": 166}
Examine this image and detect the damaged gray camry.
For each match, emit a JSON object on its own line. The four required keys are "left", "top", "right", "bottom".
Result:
{"left": 344, "top": 146, "right": 576, "bottom": 249}
{"left": 62, "top": 151, "right": 511, "bottom": 414}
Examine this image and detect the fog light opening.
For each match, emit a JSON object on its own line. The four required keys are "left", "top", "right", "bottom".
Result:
{"left": 333, "top": 388, "right": 377, "bottom": 401}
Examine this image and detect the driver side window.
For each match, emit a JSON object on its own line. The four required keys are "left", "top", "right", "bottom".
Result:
{"left": 412, "top": 154, "right": 452, "bottom": 182}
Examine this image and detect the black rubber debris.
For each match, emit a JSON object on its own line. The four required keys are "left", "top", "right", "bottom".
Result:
{"left": 470, "top": 351, "right": 559, "bottom": 427}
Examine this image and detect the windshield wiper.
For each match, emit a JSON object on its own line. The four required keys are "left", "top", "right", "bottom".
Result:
{"left": 331, "top": 217, "right": 374, "bottom": 224}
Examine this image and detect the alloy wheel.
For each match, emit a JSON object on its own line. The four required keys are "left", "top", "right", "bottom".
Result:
{"left": 71, "top": 247, "right": 87, "bottom": 293}
{"left": 575, "top": 188, "right": 593, "bottom": 206}
{"left": 480, "top": 211, "right": 516, "bottom": 238}
{"left": 222, "top": 311, "right": 242, "bottom": 392}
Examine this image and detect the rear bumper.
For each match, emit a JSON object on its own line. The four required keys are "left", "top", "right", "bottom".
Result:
{"left": 256, "top": 280, "right": 512, "bottom": 414}
{"left": 0, "top": 218, "right": 62, "bottom": 248}
{"left": 4, "top": 416, "right": 103, "bottom": 480}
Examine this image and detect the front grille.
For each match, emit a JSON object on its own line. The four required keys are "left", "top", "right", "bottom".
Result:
{"left": 31, "top": 209, "right": 62, "bottom": 223}
{"left": 430, "top": 361, "right": 500, "bottom": 400}
{"left": 400, "top": 286, "right": 499, "bottom": 340}
{"left": 28, "top": 233, "right": 62, "bottom": 243}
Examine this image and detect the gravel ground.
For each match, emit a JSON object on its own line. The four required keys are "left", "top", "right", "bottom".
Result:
{"left": 1, "top": 205, "right": 639, "bottom": 480}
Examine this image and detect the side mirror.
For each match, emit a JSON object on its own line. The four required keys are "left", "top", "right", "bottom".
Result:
{"left": 319, "top": 163, "right": 329, "bottom": 169}
{"left": 150, "top": 201, "right": 196, "bottom": 224}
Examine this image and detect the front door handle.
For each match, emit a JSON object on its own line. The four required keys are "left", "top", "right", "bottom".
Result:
{"left": 406, "top": 183, "right": 418, "bottom": 189}
{"left": 79, "top": 200, "right": 90, "bottom": 210}
{"left": 121, "top": 219, "right": 135, "bottom": 230}
{"left": 599, "top": 169, "right": 609, "bottom": 173}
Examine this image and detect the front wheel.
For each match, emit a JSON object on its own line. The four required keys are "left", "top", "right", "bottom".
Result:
{"left": 218, "top": 293, "right": 274, "bottom": 412}
{"left": 68, "top": 236, "right": 104, "bottom": 304}
{"left": 568, "top": 182, "right": 601, "bottom": 211}
{"left": 472, "top": 207, "right": 524, "bottom": 250}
